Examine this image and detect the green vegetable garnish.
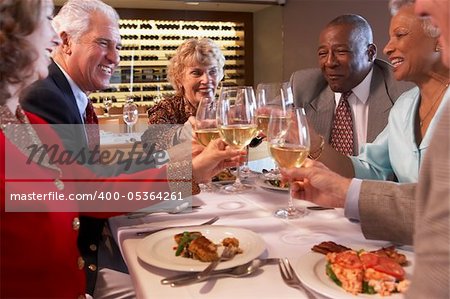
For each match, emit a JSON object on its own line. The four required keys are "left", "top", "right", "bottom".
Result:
{"left": 327, "top": 262, "right": 378, "bottom": 294}
{"left": 175, "top": 232, "right": 200, "bottom": 256}
{"left": 363, "top": 281, "right": 376, "bottom": 294}
{"left": 175, "top": 232, "right": 191, "bottom": 256}
{"left": 326, "top": 263, "right": 342, "bottom": 286}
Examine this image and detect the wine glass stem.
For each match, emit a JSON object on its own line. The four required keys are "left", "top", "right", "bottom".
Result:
{"left": 243, "top": 145, "right": 250, "bottom": 171}
{"left": 287, "top": 184, "right": 295, "bottom": 211}
{"left": 234, "top": 160, "right": 242, "bottom": 186}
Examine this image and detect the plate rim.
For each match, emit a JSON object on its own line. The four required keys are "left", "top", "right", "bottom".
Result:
{"left": 136, "top": 225, "right": 266, "bottom": 272}
{"left": 295, "top": 249, "right": 414, "bottom": 299}
{"left": 256, "top": 176, "right": 288, "bottom": 191}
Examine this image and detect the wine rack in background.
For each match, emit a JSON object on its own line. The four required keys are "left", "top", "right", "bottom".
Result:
{"left": 90, "top": 19, "right": 246, "bottom": 109}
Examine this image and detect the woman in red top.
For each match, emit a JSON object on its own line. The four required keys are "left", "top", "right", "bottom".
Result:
{"left": 0, "top": 1, "right": 240, "bottom": 298}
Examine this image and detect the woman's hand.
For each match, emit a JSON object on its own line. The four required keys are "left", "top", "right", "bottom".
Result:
{"left": 280, "top": 159, "right": 352, "bottom": 208}
{"left": 191, "top": 140, "right": 205, "bottom": 158}
{"left": 192, "top": 139, "right": 243, "bottom": 183}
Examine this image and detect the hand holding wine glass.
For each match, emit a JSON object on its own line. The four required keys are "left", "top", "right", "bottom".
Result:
{"left": 217, "top": 86, "right": 258, "bottom": 193}
{"left": 194, "top": 95, "right": 220, "bottom": 192}
{"left": 195, "top": 96, "right": 220, "bottom": 147}
{"left": 267, "top": 107, "right": 310, "bottom": 219}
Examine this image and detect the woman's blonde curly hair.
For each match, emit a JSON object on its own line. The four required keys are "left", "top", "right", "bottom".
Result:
{"left": 0, "top": 0, "right": 42, "bottom": 104}
{"left": 167, "top": 38, "right": 225, "bottom": 95}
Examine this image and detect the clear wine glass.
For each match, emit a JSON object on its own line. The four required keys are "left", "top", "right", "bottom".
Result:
{"left": 239, "top": 145, "right": 258, "bottom": 179}
{"left": 123, "top": 98, "right": 139, "bottom": 133}
{"left": 256, "top": 82, "right": 292, "bottom": 180}
{"left": 103, "top": 97, "right": 113, "bottom": 116}
{"left": 217, "top": 86, "right": 258, "bottom": 193}
{"left": 195, "top": 94, "right": 220, "bottom": 192}
{"left": 267, "top": 107, "right": 310, "bottom": 219}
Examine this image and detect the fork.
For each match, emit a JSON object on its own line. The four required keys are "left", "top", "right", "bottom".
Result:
{"left": 196, "top": 246, "right": 236, "bottom": 280}
{"left": 279, "top": 257, "right": 316, "bottom": 299}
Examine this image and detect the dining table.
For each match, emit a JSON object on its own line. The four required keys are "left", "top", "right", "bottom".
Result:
{"left": 109, "top": 167, "right": 414, "bottom": 299}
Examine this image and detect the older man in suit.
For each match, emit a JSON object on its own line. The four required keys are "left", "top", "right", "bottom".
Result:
{"left": 290, "top": 14, "right": 412, "bottom": 155}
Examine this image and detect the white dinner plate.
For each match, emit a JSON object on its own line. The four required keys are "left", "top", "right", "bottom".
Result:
{"left": 256, "top": 177, "right": 289, "bottom": 192}
{"left": 294, "top": 250, "right": 414, "bottom": 299}
{"left": 136, "top": 225, "right": 266, "bottom": 272}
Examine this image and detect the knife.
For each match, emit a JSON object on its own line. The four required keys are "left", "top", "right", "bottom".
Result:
{"left": 161, "top": 258, "right": 279, "bottom": 286}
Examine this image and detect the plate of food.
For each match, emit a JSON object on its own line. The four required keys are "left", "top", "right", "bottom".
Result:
{"left": 136, "top": 225, "right": 266, "bottom": 271}
{"left": 211, "top": 169, "right": 236, "bottom": 185}
{"left": 294, "top": 241, "right": 413, "bottom": 299}
{"left": 256, "top": 176, "right": 289, "bottom": 191}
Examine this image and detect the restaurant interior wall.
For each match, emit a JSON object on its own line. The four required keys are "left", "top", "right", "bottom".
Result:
{"left": 253, "top": 5, "right": 284, "bottom": 85}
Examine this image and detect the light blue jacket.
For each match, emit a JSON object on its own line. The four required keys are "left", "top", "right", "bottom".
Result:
{"left": 351, "top": 86, "right": 450, "bottom": 183}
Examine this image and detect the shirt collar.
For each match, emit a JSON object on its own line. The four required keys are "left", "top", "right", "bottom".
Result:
{"left": 53, "top": 61, "right": 89, "bottom": 117}
{"left": 334, "top": 68, "right": 373, "bottom": 104}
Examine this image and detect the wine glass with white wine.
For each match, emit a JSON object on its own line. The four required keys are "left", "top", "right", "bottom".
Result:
{"left": 267, "top": 107, "right": 310, "bottom": 219}
{"left": 256, "top": 82, "right": 293, "bottom": 180}
{"left": 217, "top": 86, "right": 258, "bottom": 193}
{"left": 195, "top": 94, "right": 220, "bottom": 192}
{"left": 123, "top": 98, "right": 139, "bottom": 133}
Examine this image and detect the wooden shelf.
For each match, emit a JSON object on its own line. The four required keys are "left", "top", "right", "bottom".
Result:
{"left": 89, "top": 17, "right": 249, "bottom": 105}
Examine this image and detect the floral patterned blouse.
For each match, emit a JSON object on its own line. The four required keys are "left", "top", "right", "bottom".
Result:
{"left": 141, "top": 94, "right": 196, "bottom": 151}
{"left": 147, "top": 94, "right": 197, "bottom": 125}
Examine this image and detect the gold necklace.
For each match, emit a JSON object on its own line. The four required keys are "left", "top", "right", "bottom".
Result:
{"left": 0, "top": 105, "right": 64, "bottom": 190}
{"left": 419, "top": 82, "right": 449, "bottom": 127}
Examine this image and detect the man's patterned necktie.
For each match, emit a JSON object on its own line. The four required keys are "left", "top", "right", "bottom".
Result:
{"left": 330, "top": 91, "right": 354, "bottom": 156}
{"left": 84, "top": 100, "right": 100, "bottom": 150}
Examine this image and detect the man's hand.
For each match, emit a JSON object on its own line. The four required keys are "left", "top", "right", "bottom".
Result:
{"left": 281, "top": 159, "right": 352, "bottom": 208}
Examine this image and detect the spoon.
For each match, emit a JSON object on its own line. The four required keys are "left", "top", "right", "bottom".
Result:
{"left": 162, "top": 258, "right": 279, "bottom": 287}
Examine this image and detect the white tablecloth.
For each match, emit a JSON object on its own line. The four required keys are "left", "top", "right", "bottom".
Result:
{"left": 112, "top": 185, "right": 410, "bottom": 299}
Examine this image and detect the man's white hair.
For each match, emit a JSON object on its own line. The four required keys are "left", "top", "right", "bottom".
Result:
{"left": 53, "top": 0, "right": 119, "bottom": 42}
